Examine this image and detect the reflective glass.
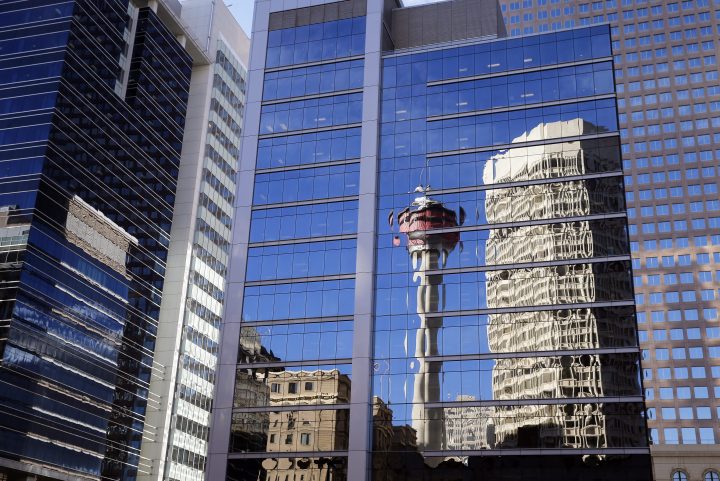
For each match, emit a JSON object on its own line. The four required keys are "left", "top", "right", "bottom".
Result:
{"left": 233, "top": 364, "right": 352, "bottom": 408}
{"left": 228, "top": 457, "right": 348, "bottom": 481}
{"left": 371, "top": 24, "right": 647, "bottom": 476}
{"left": 377, "top": 218, "right": 631, "bottom": 273}
{"left": 246, "top": 239, "right": 357, "bottom": 280}
{"left": 263, "top": 60, "right": 364, "bottom": 100}
{"left": 257, "top": 127, "right": 361, "bottom": 169}
{"left": 260, "top": 93, "right": 362, "bottom": 134}
{"left": 242, "top": 279, "right": 355, "bottom": 322}
{"left": 0, "top": 3, "right": 193, "bottom": 480}
{"left": 265, "top": 16, "right": 365, "bottom": 68}
{"left": 249, "top": 201, "right": 358, "bottom": 242}
{"left": 230, "top": 408, "right": 350, "bottom": 452}
{"left": 253, "top": 163, "right": 360, "bottom": 205}
{"left": 240, "top": 321, "right": 354, "bottom": 362}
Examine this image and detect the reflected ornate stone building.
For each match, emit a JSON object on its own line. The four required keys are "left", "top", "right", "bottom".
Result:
{"left": 260, "top": 370, "right": 350, "bottom": 481}
{"left": 231, "top": 327, "right": 273, "bottom": 453}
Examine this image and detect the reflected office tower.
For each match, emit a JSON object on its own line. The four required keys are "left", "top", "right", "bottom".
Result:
{"left": 485, "top": 121, "right": 642, "bottom": 452}
{"left": 398, "top": 191, "right": 459, "bottom": 452}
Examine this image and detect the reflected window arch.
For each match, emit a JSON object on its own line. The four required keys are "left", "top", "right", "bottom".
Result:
{"left": 705, "top": 471, "right": 720, "bottom": 481}
{"left": 672, "top": 470, "right": 688, "bottom": 481}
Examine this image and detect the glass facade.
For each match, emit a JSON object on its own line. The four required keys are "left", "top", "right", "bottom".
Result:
{"left": 0, "top": 0, "right": 192, "bottom": 480}
{"left": 371, "top": 24, "right": 649, "bottom": 480}
{"left": 219, "top": 6, "right": 366, "bottom": 480}
{"left": 211, "top": 0, "right": 651, "bottom": 480}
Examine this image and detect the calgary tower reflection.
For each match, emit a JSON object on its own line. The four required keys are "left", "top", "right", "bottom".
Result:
{"left": 396, "top": 187, "right": 460, "bottom": 454}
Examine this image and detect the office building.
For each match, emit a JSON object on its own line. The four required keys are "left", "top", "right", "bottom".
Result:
{"left": 137, "top": 2, "right": 249, "bottom": 481}
{"left": 493, "top": 1, "right": 720, "bottom": 478}
{"left": 207, "top": 0, "right": 652, "bottom": 479}
{"left": 0, "top": 0, "right": 205, "bottom": 479}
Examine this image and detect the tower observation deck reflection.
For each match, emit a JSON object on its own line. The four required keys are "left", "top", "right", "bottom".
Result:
{"left": 398, "top": 190, "right": 459, "bottom": 452}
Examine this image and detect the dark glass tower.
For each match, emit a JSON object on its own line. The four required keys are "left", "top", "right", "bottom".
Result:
{"left": 0, "top": 0, "right": 195, "bottom": 479}
{"left": 207, "top": 0, "right": 652, "bottom": 479}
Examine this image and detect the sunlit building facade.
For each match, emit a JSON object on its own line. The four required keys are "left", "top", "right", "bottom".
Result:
{"left": 136, "top": 2, "right": 249, "bottom": 481}
{"left": 208, "top": 0, "right": 652, "bottom": 479}
{"left": 0, "top": 0, "right": 203, "bottom": 479}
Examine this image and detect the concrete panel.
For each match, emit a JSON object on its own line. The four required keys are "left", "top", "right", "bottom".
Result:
{"left": 253, "top": 0, "right": 271, "bottom": 33}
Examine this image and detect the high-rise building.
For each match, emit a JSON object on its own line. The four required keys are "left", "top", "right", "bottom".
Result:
{"left": 493, "top": 1, "right": 720, "bottom": 478}
{"left": 0, "top": 0, "right": 205, "bottom": 479}
{"left": 136, "top": 2, "right": 249, "bottom": 481}
{"left": 208, "top": 0, "right": 652, "bottom": 479}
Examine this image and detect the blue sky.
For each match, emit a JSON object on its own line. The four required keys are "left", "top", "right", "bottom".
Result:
{"left": 227, "top": 0, "right": 435, "bottom": 35}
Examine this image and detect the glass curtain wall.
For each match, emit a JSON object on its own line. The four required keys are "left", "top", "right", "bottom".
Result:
{"left": 371, "top": 25, "right": 652, "bottom": 480}
{"left": 226, "top": 13, "right": 366, "bottom": 481}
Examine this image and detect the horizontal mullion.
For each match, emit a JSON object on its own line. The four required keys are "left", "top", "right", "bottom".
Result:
{"left": 236, "top": 358, "right": 353, "bottom": 369}
{"left": 264, "top": 55, "right": 365, "bottom": 73}
{"left": 231, "top": 403, "right": 351, "bottom": 413}
{"left": 425, "top": 56, "right": 614, "bottom": 87}
{"left": 419, "top": 346, "right": 640, "bottom": 363}
{"left": 422, "top": 254, "right": 631, "bottom": 277}
{"left": 237, "top": 316, "right": 354, "bottom": 327}
{"left": 228, "top": 450, "right": 348, "bottom": 460}
{"left": 383, "top": 212, "right": 628, "bottom": 237}
{"left": 419, "top": 448, "right": 650, "bottom": 457}
{"left": 426, "top": 131, "right": 619, "bottom": 158}
{"left": 423, "top": 300, "right": 635, "bottom": 319}
{"left": 248, "top": 234, "right": 357, "bottom": 247}
{"left": 255, "top": 158, "right": 360, "bottom": 174}
{"left": 415, "top": 170, "right": 623, "bottom": 196}
{"left": 426, "top": 93, "right": 616, "bottom": 122}
{"left": 252, "top": 195, "right": 359, "bottom": 210}
{"left": 258, "top": 123, "right": 362, "bottom": 139}
{"left": 244, "top": 273, "right": 355, "bottom": 286}
{"left": 262, "top": 88, "right": 363, "bottom": 105}
{"left": 424, "top": 395, "right": 645, "bottom": 409}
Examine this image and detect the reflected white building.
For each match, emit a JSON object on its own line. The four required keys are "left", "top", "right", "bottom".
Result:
{"left": 444, "top": 396, "right": 495, "bottom": 452}
{"left": 484, "top": 121, "right": 639, "bottom": 452}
